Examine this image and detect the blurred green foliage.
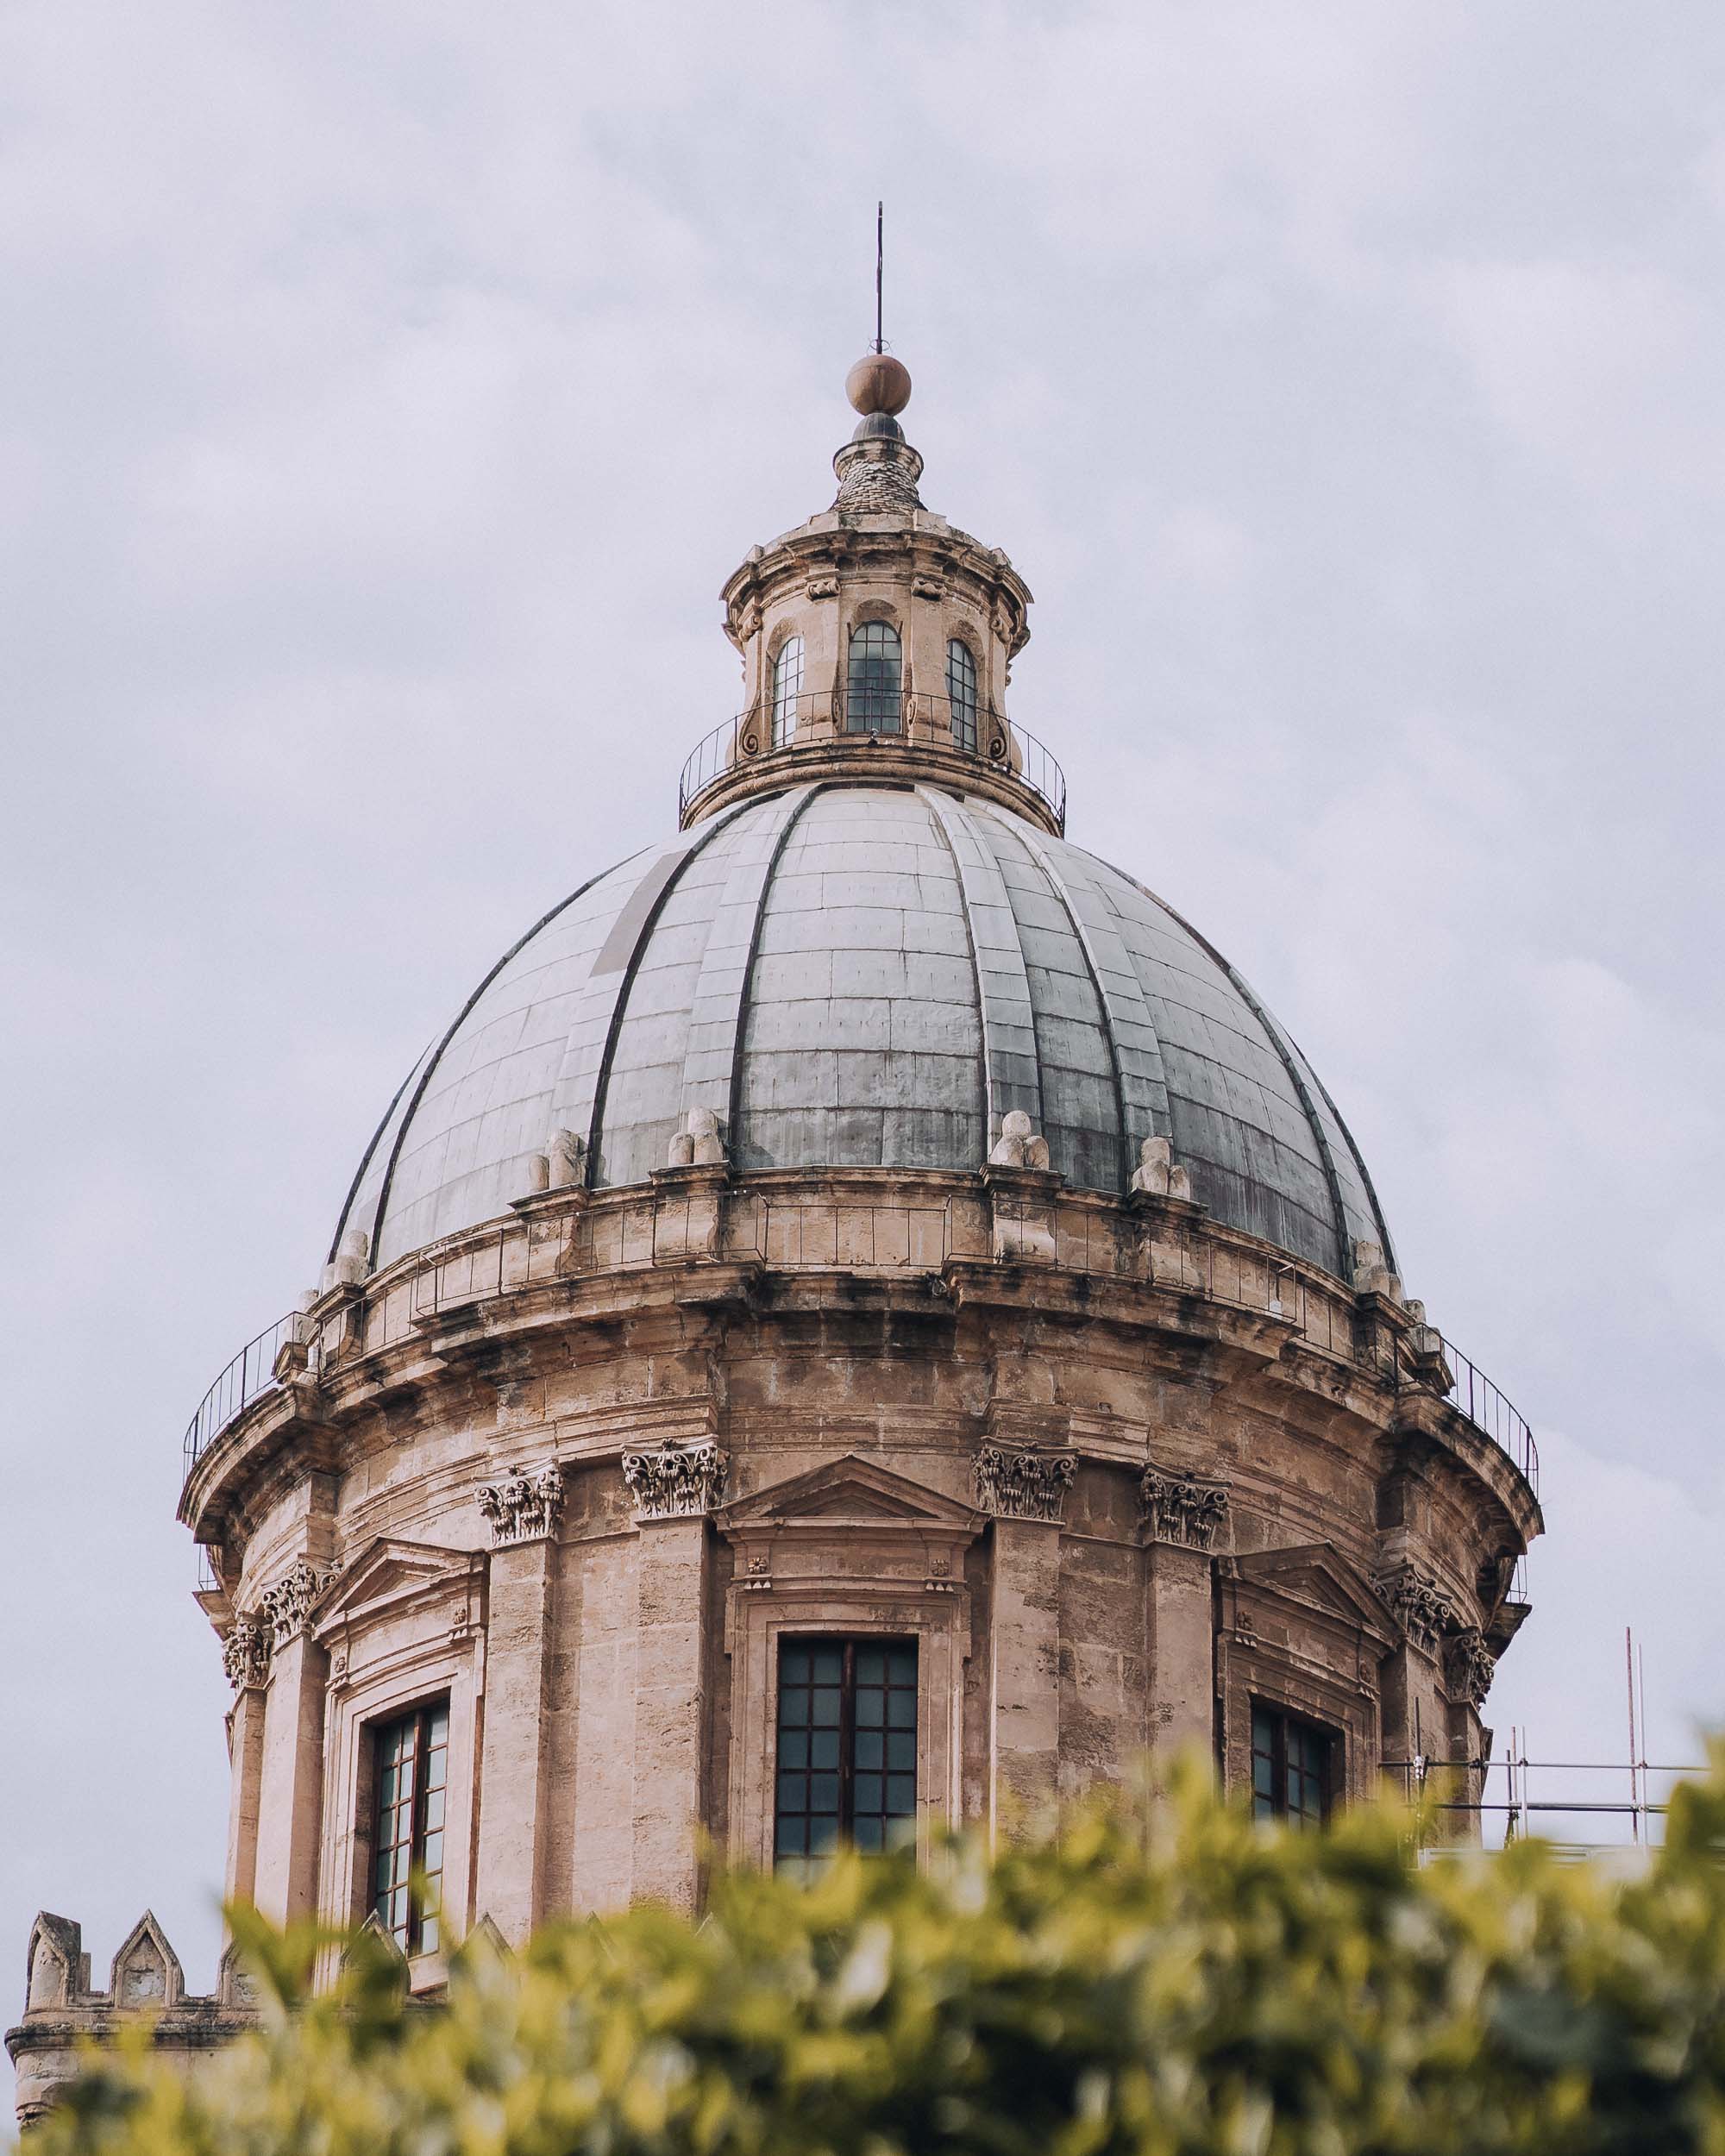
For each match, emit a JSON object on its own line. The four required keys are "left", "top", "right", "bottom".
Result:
{"left": 35, "top": 1750, "right": 1725, "bottom": 2156}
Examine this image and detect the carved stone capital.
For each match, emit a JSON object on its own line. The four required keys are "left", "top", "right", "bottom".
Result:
{"left": 220, "top": 1616, "right": 273, "bottom": 1691}
{"left": 260, "top": 1559, "right": 333, "bottom": 1648}
{"left": 622, "top": 1439, "right": 728, "bottom": 1520}
{"left": 973, "top": 1443, "right": 1075, "bottom": 1523}
{"left": 1139, "top": 1465, "right": 1231, "bottom": 1551}
{"left": 1371, "top": 1563, "right": 1459, "bottom": 1655}
{"left": 476, "top": 1463, "right": 567, "bottom": 1546}
{"left": 1443, "top": 1626, "right": 1497, "bottom": 1708}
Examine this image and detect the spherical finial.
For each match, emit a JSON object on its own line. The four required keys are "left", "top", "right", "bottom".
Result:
{"left": 845, "top": 351, "right": 912, "bottom": 417}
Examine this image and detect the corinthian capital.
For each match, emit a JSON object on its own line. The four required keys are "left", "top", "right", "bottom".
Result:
{"left": 221, "top": 1617, "right": 273, "bottom": 1691}
{"left": 621, "top": 1440, "right": 728, "bottom": 1520}
{"left": 1139, "top": 1465, "right": 1231, "bottom": 1551}
{"left": 973, "top": 1443, "right": 1076, "bottom": 1523}
{"left": 476, "top": 1463, "right": 567, "bottom": 1546}
{"left": 260, "top": 1559, "right": 333, "bottom": 1647}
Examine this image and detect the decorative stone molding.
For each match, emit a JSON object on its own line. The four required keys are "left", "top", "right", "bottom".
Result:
{"left": 973, "top": 1443, "right": 1076, "bottom": 1524}
{"left": 622, "top": 1439, "right": 729, "bottom": 1520}
{"left": 476, "top": 1463, "right": 567, "bottom": 1546}
{"left": 1139, "top": 1465, "right": 1231, "bottom": 1551}
{"left": 260, "top": 1560, "right": 334, "bottom": 1648}
{"left": 220, "top": 1617, "right": 273, "bottom": 1691}
{"left": 988, "top": 1108, "right": 1051, "bottom": 1169}
{"left": 1443, "top": 1627, "right": 1497, "bottom": 1708}
{"left": 1371, "top": 1564, "right": 1459, "bottom": 1655}
{"left": 667, "top": 1106, "right": 726, "bottom": 1169}
{"left": 1129, "top": 1135, "right": 1193, "bottom": 1202}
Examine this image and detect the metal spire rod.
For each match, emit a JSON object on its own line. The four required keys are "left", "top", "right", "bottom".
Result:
{"left": 875, "top": 200, "right": 884, "bottom": 354}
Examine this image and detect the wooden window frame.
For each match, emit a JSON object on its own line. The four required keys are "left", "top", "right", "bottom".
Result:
{"left": 1249, "top": 1698, "right": 1336, "bottom": 1827}
{"left": 370, "top": 1699, "right": 450, "bottom": 1952}
{"left": 774, "top": 1636, "right": 919, "bottom": 1875}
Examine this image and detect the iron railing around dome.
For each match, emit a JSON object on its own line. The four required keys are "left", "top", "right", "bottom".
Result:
{"left": 675, "top": 694, "right": 1067, "bottom": 831}
{"left": 179, "top": 1198, "right": 1534, "bottom": 1508}
{"left": 181, "top": 1309, "right": 311, "bottom": 1476}
{"left": 1387, "top": 1325, "right": 1540, "bottom": 1495}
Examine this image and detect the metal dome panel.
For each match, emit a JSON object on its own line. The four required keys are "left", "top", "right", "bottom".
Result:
{"left": 336, "top": 785, "right": 1393, "bottom": 1281}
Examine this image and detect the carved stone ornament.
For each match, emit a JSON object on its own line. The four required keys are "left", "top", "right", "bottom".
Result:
{"left": 1129, "top": 1135, "right": 1193, "bottom": 1202}
{"left": 1371, "top": 1564, "right": 1459, "bottom": 1655}
{"left": 1443, "top": 1627, "right": 1497, "bottom": 1708}
{"left": 973, "top": 1443, "right": 1076, "bottom": 1524}
{"left": 547, "top": 1127, "right": 586, "bottom": 1189}
{"left": 220, "top": 1617, "right": 273, "bottom": 1691}
{"left": 476, "top": 1463, "right": 567, "bottom": 1546}
{"left": 260, "top": 1560, "right": 334, "bottom": 1648}
{"left": 622, "top": 1439, "right": 729, "bottom": 1520}
{"left": 1139, "top": 1465, "right": 1231, "bottom": 1551}
{"left": 667, "top": 1106, "right": 726, "bottom": 1169}
{"left": 988, "top": 1108, "right": 1051, "bottom": 1169}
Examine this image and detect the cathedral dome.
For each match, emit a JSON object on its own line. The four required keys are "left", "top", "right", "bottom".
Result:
{"left": 334, "top": 780, "right": 1392, "bottom": 1281}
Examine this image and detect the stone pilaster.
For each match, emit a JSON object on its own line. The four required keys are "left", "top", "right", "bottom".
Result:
{"left": 474, "top": 1534, "right": 558, "bottom": 1943}
{"left": 222, "top": 1669, "right": 269, "bottom": 1912}
{"left": 987, "top": 1517, "right": 1062, "bottom": 1838}
{"left": 1140, "top": 1466, "right": 1226, "bottom": 1768}
{"left": 629, "top": 1515, "right": 709, "bottom": 1910}
{"left": 253, "top": 1496, "right": 336, "bottom": 1926}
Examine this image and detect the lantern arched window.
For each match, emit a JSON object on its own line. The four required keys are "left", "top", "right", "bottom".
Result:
{"left": 945, "top": 638, "right": 978, "bottom": 753}
{"left": 846, "top": 622, "right": 901, "bottom": 734}
{"left": 770, "top": 636, "right": 804, "bottom": 748}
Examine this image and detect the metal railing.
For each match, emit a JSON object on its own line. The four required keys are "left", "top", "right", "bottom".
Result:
{"left": 182, "top": 1309, "right": 309, "bottom": 1475}
{"left": 676, "top": 693, "right": 1067, "bottom": 831}
{"left": 181, "top": 1197, "right": 1535, "bottom": 1526}
{"left": 1391, "top": 1326, "right": 1539, "bottom": 1494}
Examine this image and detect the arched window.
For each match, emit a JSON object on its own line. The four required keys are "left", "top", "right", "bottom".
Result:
{"left": 770, "top": 636, "right": 803, "bottom": 747}
{"left": 946, "top": 638, "right": 978, "bottom": 754}
{"left": 846, "top": 621, "right": 901, "bottom": 734}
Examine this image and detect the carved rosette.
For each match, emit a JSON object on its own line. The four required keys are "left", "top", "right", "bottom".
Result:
{"left": 973, "top": 1444, "right": 1076, "bottom": 1524}
{"left": 476, "top": 1463, "right": 567, "bottom": 1546}
{"left": 260, "top": 1560, "right": 333, "bottom": 1648}
{"left": 1139, "top": 1466, "right": 1231, "bottom": 1551}
{"left": 220, "top": 1617, "right": 273, "bottom": 1691}
{"left": 1372, "top": 1564, "right": 1459, "bottom": 1656}
{"left": 621, "top": 1440, "right": 729, "bottom": 1520}
{"left": 1443, "top": 1627, "right": 1497, "bottom": 1708}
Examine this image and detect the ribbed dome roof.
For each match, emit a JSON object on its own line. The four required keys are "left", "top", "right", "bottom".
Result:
{"left": 334, "top": 782, "right": 1393, "bottom": 1282}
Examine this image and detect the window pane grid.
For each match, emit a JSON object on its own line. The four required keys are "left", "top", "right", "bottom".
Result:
{"left": 775, "top": 1638, "right": 917, "bottom": 1879}
{"left": 846, "top": 623, "right": 901, "bottom": 734}
{"left": 372, "top": 1702, "right": 449, "bottom": 1952}
{"left": 1251, "top": 1702, "right": 1333, "bottom": 1829}
{"left": 770, "top": 636, "right": 803, "bottom": 748}
{"left": 946, "top": 639, "right": 978, "bottom": 753}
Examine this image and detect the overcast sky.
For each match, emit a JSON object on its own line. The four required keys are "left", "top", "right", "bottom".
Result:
{"left": 4, "top": 0, "right": 1723, "bottom": 2034}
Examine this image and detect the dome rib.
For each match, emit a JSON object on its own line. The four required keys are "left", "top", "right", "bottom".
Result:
{"left": 1002, "top": 810, "right": 1174, "bottom": 1194}
{"left": 333, "top": 861, "right": 631, "bottom": 1267}
{"left": 688, "top": 784, "right": 818, "bottom": 1138}
{"left": 574, "top": 805, "right": 756, "bottom": 1187}
{"left": 918, "top": 789, "right": 1044, "bottom": 1141}
{"left": 1125, "top": 877, "right": 1395, "bottom": 1280}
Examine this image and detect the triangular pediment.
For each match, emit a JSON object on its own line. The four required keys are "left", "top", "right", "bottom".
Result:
{"left": 1233, "top": 1542, "right": 1396, "bottom": 1645}
{"left": 718, "top": 1454, "right": 982, "bottom": 1536}
{"left": 310, "top": 1536, "right": 481, "bottom": 1639}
